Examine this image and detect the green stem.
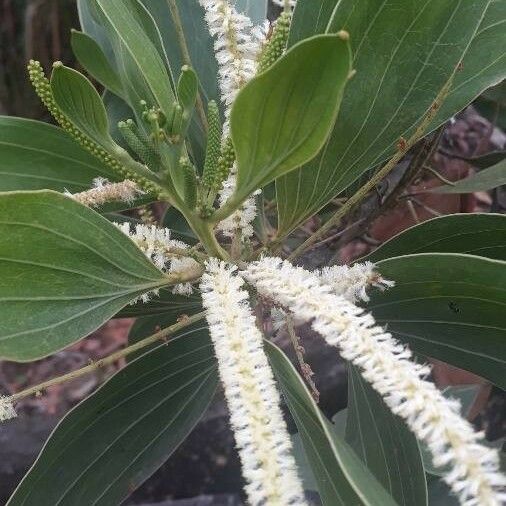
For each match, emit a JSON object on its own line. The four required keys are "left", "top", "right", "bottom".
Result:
{"left": 185, "top": 211, "right": 230, "bottom": 260}
{"left": 9, "top": 312, "right": 205, "bottom": 403}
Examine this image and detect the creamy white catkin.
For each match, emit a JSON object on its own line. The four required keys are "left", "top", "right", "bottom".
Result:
{"left": 243, "top": 257, "right": 506, "bottom": 506}
{"left": 201, "top": 260, "right": 307, "bottom": 506}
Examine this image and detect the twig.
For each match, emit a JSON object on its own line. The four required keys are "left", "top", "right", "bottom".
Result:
{"left": 423, "top": 165, "right": 455, "bottom": 186}
{"left": 286, "top": 316, "right": 319, "bottom": 403}
{"left": 9, "top": 312, "right": 206, "bottom": 403}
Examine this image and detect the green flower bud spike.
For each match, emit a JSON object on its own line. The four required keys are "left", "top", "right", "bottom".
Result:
{"left": 118, "top": 119, "right": 161, "bottom": 170}
{"left": 257, "top": 11, "right": 292, "bottom": 73}
{"left": 216, "top": 137, "right": 235, "bottom": 189}
{"left": 181, "top": 158, "right": 198, "bottom": 209}
{"left": 27, "top": 60, "right": 160, "bottom": 196}
{"left": 201, "top": 100, "right": 223, "bottom": 190}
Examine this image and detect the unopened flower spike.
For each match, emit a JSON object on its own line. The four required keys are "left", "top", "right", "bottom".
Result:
{"left": 27, "top": 60, "right": 159, "bottom": 196}
{"left": 66, "top": 178, "right": 141, "bottom": 208}
{"left": 243, "top": 257, "right": 506, "bottom": 506}
{"left": 257, "top": 10, "right": 292, "bottom": 73}
{"left": 115, "top": 223, "right": 200, "bottom": 299}
{"left": 200, "top": 260, "right": 307, "bottom": 506}
{"left": 0, "top": 395, "right": 16, "bottom": 423}
{"left": 318, "top": 261, "right": 395, "bottom": 303}
{"left": 181, "top": 158, "right": 198, "bottom": 209}
{"left": 118, "top": 119, "right": 160, "bottom": 170}
{"left": 201, "top": 100, "right": 223, "bottom": 191}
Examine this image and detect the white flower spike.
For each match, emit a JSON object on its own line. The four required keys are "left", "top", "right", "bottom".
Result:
{"left": 216, "top": 168, "right": 260, "bottom": 239}
{"left": 201, "top": 260, "right": 307, "bottom": 506}
{"left": 318, "top": 261, "right": 395, "bottom": 303}
{"left": 0, "top": 395, "right": 16, "bottom": 422}
{"left": 243, "top": 257, "right": 506, "bottom": 506}
{"left": 199, "top": 0, "right": 263, "bottom": 125}
{"left": 66, "top": 178, "right": 141, "bottom": 207}
{"left": 115, "top": 223, "right": 199, "bottom": 299}
{"left": 199, "top": 0, "right": 265, "bottom": 240}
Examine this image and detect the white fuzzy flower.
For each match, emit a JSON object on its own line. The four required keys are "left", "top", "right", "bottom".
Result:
{"left": 318, "top": 261, "right": 395, "bottom": 303}
{"left": 216, "top": 168, "right": 260, "bottom": 239}
{"left": 243, "top": 257, "right": 506, "bottom": 506}
{"left": 115, "top": 223, "right": 199, "bottom": 298}
{"left": 272, "top": 0, "right": 297, "bottom": 8}
{"left": 66, "top": 178, "right": 141, "bottom": 207}
{"left": 199, "top": 0, "right": 264, "bottom": 125}
{"left": 0, "top": 395, "right": 16, "bottom": 422}
{"left": 200, "top": 260, "right": 307, "bottom": 506}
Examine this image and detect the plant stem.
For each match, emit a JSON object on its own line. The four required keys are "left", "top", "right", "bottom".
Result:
{"left": 166, "top": 0, "right": 208, "bottom": 133}
{"left": 185, "top": 211, "right": 230, "bottom": 259}
{"left": 287, "top": 73, "right": 455, "bottom": 262}
{"left": 9, "top": 312, "right": 206, "bottom": 404}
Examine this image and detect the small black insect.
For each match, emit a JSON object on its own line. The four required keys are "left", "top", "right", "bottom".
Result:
{"left": 448, "top": 301, "right": 461, "bottom": 314}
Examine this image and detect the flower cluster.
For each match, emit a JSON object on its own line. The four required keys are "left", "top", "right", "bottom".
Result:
{"left": 318, "top": 261, "right": 395, "bottom": 303}
{"left": 200, "top": 0, "right": 267, "bottom": 239}
{"left": 201, "top": 260, "right": 307, "bottom": 506}
{"left": 199, "top": 0, "right": 264, "bottom": 122}
{"left": 216, "top": 168, "right": 260, "bottom": 239}
{"left": 66, "top": 178, "right": 141, "bottom": 208}
{"left": 115, "top": 223, "right": 199, "bottom": 298}
{"left": 0, "top": 396, "right": 16, "bottom": 422}
{"left": 243, "top": 257, "right": 506, "bottom": 506}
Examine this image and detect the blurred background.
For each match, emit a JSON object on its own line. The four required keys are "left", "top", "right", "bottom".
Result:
{"left": 0, "top": 1, "right": 504, "bottom": 505}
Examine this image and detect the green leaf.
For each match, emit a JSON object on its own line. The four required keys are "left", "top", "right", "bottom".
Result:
{"left": 0, "top": 191, "right": 168, "bottom": 361}
{"left": 453, "top": 150, "right": 506, "bottom": 170}
{"left": 125, "top": 300, "right": 202, "bottom": 361}
{"left": 427, "top": 477, "right": 460, "bottom": 506}
{"left": 139, "top": 0, "right": 219, "bottom": 167}
{"left": 265, "top": 340, "right": 398, "bottom": 506}
{"left": 0, "top": 116, "right": 117, "bottom": 193}
{"left": 346, "top": 365, "right": 427, "bottom": 506}
{"left": 177, "top": 66, "right": 199, "bottom": 135}
{"left": 8, "top": 327, "right": 218, "bottom": 506}
{"left": 163, "top": 204, "right": 198, "bottom": 244}
{"left": 118, "top": 288, "right": 201, "bottom": 318}
{"left": 51, "top": 63, "right": 115, "bottom": 149}
{"left": 94, "top": 0, "right": 175, "bottom": 119}
{"left": 366, "top": 213, "right": 506, "bottom": 263}
{"left": 230, "top": 34, "right": 351, "bottom": 203}
{"left": 276, "top": 0, "right": 506, "bottom": 236}
{"left": 474, "top": 81, "right": 506, "bottom": 131}
{"left": 433, "top": 159, "right": 506, "bottom": 194}
{"left": 70, "top": 29, "right": 125, "bottom": 99}
{"left": 369, "top": 253, "right": 506, "bottom": 389}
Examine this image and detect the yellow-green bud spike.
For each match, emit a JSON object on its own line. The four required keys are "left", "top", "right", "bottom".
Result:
{"left": 257, "top": 12, "right": 292, "bottom": 73}
{"left": 215, "top": 137, "right": 235, "bottom": 190}
{"left": 201, "top": 100, "right": 223, "bottom": 189}
{"left": 27, "top": 60, "right": 160, "bottom": 197}
{"left": 118, "top": 120, "right": 160, "bottom": 170}
{"left": 181, "top": 159, "right": 198, "bottom": 209}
